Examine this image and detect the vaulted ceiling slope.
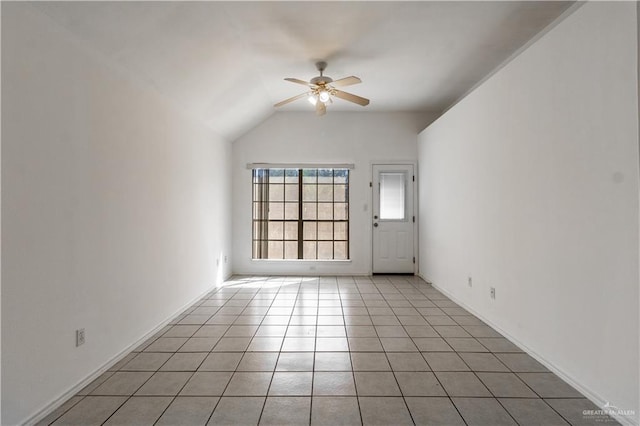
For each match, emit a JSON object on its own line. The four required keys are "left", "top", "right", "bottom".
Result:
{"left": 29, "top": 1, "right": 573, "bottom": 141}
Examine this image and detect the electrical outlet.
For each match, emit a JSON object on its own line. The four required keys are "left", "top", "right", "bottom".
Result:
{"left": 76, "top": 328, "right": 85, "bottom": 347}
{"left": 490, "top": 287, "right": 496, "bottom": 299}
{"left": 468, "top": 277, "right": 472, "bottom": 287}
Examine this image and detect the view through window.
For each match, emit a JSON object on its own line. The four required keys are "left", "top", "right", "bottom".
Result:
{"left": 252, "top": 168, "right": 349, "bottom": 260}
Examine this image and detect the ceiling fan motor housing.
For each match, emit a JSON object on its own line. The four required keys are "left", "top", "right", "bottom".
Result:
{"left": 310, "top": 76, "right": 333, "bottom": 86}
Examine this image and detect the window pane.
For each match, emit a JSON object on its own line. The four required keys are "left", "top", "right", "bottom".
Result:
{"left": 317, "top": 242, "right": 333, "bottom": 259}
{"left": 334, "top": 185, "right": 347, "bottom": 202}
{"left": 334, "top": 169, "right": 348, "bottom": 184}
{"left": 253, "top": 240, "right": 269, "bottom": 259}
{"left": 334, "top": 242, "right": 348, "bottom": 260}
{"left": 284, "top": 222, "right": 298, "bottom": 240}
{"left": 334, "top": 222, "right": 347, "bottom": 240}
{"left": 334, "top": 203, "right": 348, "bottom": 220}
{"left": 253, "top": 183, "right": 266, "bottom": 200}
{"left": 318, "top": 222, "right": 333, "bottom": 240}
{"left": 285, "top": 184, "right": 299, "bottom": 202}
{"left": 285, "top": 169, "right": 299, "bottom": 183}
{"left": 253, "top": 168, "right": 268, "bottom": 183}
{"left": 256, "top": 220, "right": 269, "bottom": 240}
{"left": 318, "top": 185, "right": 333, "bottom": 202}
{"left": 303, "top": 169, "right": 317, "bottom": 183}
{"left": 318, "top": 203, "right": 333, "bottom": 220}
{"left": 380, "top": 172, "right": 406, "bottom": 220}
{"left": 284, "top": 203, "right": 298, "bottom": 220}
{"left": 303, "top": 241, "right": 316, "bottom": 259}
{"left": 269, "top": 184, "right": 284, "bottom": 201}
{"left": 303, "top": 222, "right": 317, "bottom": 240}
{"left": 269, "top": 169, "right": 285, "bottom": 183}
{"left": 303, "top": 184, "right": 317, "bottom": 201}
{"left": 268, "top": 221, "right": 283, "bottom": 240}
{"left": 253, "top": 202, "right": 263, "bottom": 218}
{"left": 318, "top": 168, "right": 333, "bottom": 184}
{"left": 268, "top": 202, "right": 284, "bottom": 220}
{"left": 268, "top": 241, "right": 283, "bottom": 259}
{"left": 284, "top": 241, "right": 298, "bottom": 259}
{"left": 302, "top": 203, "right": 317, "bottom": 220}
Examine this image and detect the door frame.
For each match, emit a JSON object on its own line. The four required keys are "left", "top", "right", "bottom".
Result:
{"left": 370, "top": 160, "right": 418, "bottom": 275}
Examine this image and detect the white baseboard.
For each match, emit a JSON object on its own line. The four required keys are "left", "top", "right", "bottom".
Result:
{"left": 418, "top": 273, "right": 638, "bottom": 426}
{"left": 24, "top": 276, "right": 230, "bottom": 426}
{"left": 231, "top": 272, "right": 373, "bottom": 277}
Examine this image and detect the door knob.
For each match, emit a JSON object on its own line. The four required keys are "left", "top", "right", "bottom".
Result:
{"left": 373, "top": 223, "right": 379, "bottom": 227}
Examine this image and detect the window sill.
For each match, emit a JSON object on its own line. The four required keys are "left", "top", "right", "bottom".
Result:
{"left": 251, "top": 259, "right": 352, "bottom": 263}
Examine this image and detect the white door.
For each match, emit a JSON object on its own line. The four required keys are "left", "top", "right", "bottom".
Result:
{"left": 372, "top": 164, "right": 415, "bottom": 273}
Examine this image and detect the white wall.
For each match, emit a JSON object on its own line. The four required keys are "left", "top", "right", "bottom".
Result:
{"left": 1, "top": 4, "right": 232, "bottom": 425}
{"left": 418, "top": 2, "right": 638, "bottom": 423}
{"left": 232, "top": 111, "right": 434, "bottom": 276}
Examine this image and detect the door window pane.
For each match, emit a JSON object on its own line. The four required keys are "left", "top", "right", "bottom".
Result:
{"left": 379, "top": 172, "right": 406, "bottom": 220}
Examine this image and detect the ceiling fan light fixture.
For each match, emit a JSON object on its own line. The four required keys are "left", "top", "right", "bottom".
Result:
{"left": 318, "top": 90, "right": 330, "bottom": 103}
{"left": 308, "top": 94, "right": 318, "bottom": 105}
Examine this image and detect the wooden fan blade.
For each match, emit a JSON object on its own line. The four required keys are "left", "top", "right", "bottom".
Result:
{"left": 316, "top": 101, "right": 326, "bottom": 116}
{"left": 331, "top": 76, "right": 361, "bottom": 87}
{"left": 333, "top": 89, "right": 370, "bottom": 106}
{"left": 274, "top": 92, "right": 308, "bottom": 108}
{"left": 284, "top": 78, "right": 313, "bottom": 87}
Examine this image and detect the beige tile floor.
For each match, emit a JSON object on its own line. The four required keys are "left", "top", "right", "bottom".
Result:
{"left": 40, "top": 275, "right": 616, "bottom": 425}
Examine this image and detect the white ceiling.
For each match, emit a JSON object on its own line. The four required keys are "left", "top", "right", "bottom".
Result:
{"left": 30, "top": 1, "right": 573, "bottom": 140}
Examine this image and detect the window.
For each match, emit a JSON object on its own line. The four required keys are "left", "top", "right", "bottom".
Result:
{"left": 379, "top": 172, "right": 406, "bottom": 220}
{"left": 252, "top": 168, "right": 349, "bottom": 260}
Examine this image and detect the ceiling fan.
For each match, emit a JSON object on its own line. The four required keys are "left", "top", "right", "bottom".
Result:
{"left": 274, "top": 61, "right": 370, "bottom": 116}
